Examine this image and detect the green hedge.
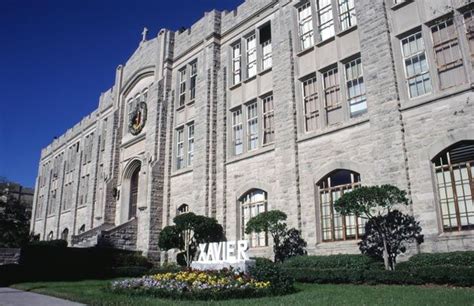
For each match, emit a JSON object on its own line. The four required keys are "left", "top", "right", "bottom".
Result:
{"left": 250, "top": 258, "right": 295, "bottom": 294}
{"left": 397, "top": 251, "right": 474, "bottom": 270}
{"left": 282, "top": 266, "right": 474, "bottom": 287}
{"left": 282, "top": 254, "right": 383, "bottom": 270}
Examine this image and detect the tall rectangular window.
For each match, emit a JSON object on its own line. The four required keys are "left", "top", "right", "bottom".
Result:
{"left": 246, "top": 34, "right": 257, "bottom": 78}
{"left": 189, "top": 61, "right": 197, "bottom": 101}
{"left": 317, "top": 0, "right": 335, "bottom": 41}
{"left": 260, "top": 23, "right": 272, "bottom": 70}
{"left": 232, "top": 108, "right": 243, "bottom": 155}
{"left": 323, "top": 67, "right": 341, "bottom": 109}
{"left": 298, "top": 2, "right": 314, "bottom": 49}
{"left": 431, "top": 18, "right": 466, "bottom": 89}
{"left": 338, "top": 0, "right": 356, "bottom": 31}
{"left": 176, "top": 128, "right": 184, "bottom": 170}
{"left": 178, "top": 68, "right": 186, "bottom": 107}
{"left": 187, "top": 124, "right": 194, "bottom": 166}
{"left": 464, "top": 9, "right": 474, "bottom": 62}
{"left": 401, "top": 31, "right": 432, "bottom": 98}
{"left": 101, "top": 118, "right": 107, "bottom": 151}
{"left": 262, "top": 95, "right": 275, "bottom": 145}
{"left": 302, "top": 75, "right": 319, "bottom": 132}
{"left": 128, "top": 97, "right": 137, "bottom": 125}
{"left": 345, "top": 57, "right": 367, "bottom": 117}
{"left": 232, "top": 43, "right": 242, "bottom": 84}
{"left": 247, "top": 102, "right": 259, "bottom": 151}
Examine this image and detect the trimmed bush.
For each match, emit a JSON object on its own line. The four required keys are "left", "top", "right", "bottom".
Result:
{"left": 250, "top": 258, "right": 294, "bottom": 294}
{"left": 282, "top": 254, "right": 383, "bottom": 270}
{"left": 26, "top": 239, "right": 68, "bottom": 248}
{"left": 397, "top": 251, "right": 474, "bottom": 270}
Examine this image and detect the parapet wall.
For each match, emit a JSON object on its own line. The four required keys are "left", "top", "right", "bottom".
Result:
{"left": 221, "top": 0, "right": 276, "bottom": 33}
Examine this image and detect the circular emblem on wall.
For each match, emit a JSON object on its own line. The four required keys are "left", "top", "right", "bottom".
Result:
{"left": 129, "top": 102, "right": 147, "bottom": 136}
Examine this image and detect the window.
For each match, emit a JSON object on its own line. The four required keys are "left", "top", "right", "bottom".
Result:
{"left": 190, "top": 61, "right": 197, "bottom": 101}
{"left": 401, "top": 31, "right": 432, "bottom": 98}
{"left": 101, "top": 118, "right": 108, "bottom": 151}
{"left": 78, "top": 224, "right": 86, "bottom": 234}
{"left": 433, "top": 141, "right": 474, "bottom": 232}
{"left": 178, "top": 68, "right": 186, "bottom": 107}
{"left": 323, "top": 67, "right": 341, "bottom": 109}
{"left": 240, "top": 189, "right": 268, "bottom": 247}
{"left": 232, "top": 43, "right": 242, "bottom": 84}
{"left": 178, "top": 204, "right": 189, "bottom": 215}
{"left": 246, "top": 34, "right": 257, "bottom": 78}
{"left": 262, "top": 95, "right": 275, "bottom": 145}
{"left": 345, "top": 57, "right": 367, "bottom": 117}
{"left": 61, "top": 228, "right": 69, "bottom": 241}
{"left": 260, "top": 24, "right": 272, "bottom": 70}
{"left": 298, "top": 1, "right": 314, "bottom": 49}
{"left": 232, "top": 108, "right": 243, "bottom": 155}
{"left": 47, "top": 189, "right": 57, "bottom": 215}
{"left": 338, "top": 0, "right": 356, "bottom": 31}
{"left": 302, "top": 75, "right": 319, "bottom": 132}
{"left": 317, "top": 0, "right": 335, "bottom": 41}
{"left": 47, "top": 231, "right": 54, "bottom": 241}
{"left": 187, "top": 124, "right": 194, "bottom": 166}
{"left": 128, "top": 97, "right": 137, "bottom": 126}
{"left": 247, "top": 102, "right": 259, "bottom": 151}
{"left": 318, "top": 170, "right": 366, "bottom": 241}
{"left": 464, "top": 9, "right": 474, "bottom": 61}
{"left": 431, "top": 18, "right": 466, "bottom": 89}
{"left": 176, "top": 128, "right": 185, "bottom": 170}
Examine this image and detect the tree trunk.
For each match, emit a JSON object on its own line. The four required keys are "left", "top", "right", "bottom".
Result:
{"left": 382, "top": 236, "right": 390, "bottom": 270}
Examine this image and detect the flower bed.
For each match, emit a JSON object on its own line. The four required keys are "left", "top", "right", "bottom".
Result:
{"left": 109, "top": 269, "right": 275, "bottom": 300}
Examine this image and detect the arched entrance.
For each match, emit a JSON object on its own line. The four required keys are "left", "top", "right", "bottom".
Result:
{"left": 120, "top": 159, "right": 142, "bottom": 223}
{"left": 129, "top": 166, "right": 140, "bottom": 219}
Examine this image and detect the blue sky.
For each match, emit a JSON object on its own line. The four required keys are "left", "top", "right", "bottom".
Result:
{"left": 0, "top": 0, "right": 243, "bottom": 188}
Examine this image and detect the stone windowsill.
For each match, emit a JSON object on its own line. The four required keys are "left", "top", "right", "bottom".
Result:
{"left": 243, "top": 75, "right": 257, "bottom": 84}
{"left": 316, "top": 35, "right": 335, "bottom": 48}
{"left": 171, "top": 167, "right": 193, "bottom": 178}
{"left": 391, "top": 0, "right": 413, "bottom": 10}
{"left": 258, "top": 67, "right": 272, "bottom": 76}
{"left": 400, "top": 83, "right": 473, "bottom": 111}
{"left": 298, "top": 116, "right": 370, "bottom": 144}
{"left": 61, "top": 209, "right": 71, "bottom": 215}
{"left": 438, "top": 229, "right": 474, "bottom": 239}
{"left": 296, "top": 45, "right": 314, "bottom": 57}
{"left": 77, "top": 205, "right": 87, "bottom": 210}
{"left": 226, "top": 145, "right": 275, "bottom": 165}
{"left": 229, "top": 82, "right": 242, "bottom": 91}
{"left": 336, "top": 25, "right": 358, "bottom": 37}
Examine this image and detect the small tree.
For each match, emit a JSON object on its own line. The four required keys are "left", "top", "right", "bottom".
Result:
{"left": 158, "top": 212, "right": 224, "bottom": 267}
{"left": 334, "top": 184, "right": 422, "bottom": 270}
{"left": 359, "top": 210, "right": 423, "bottom": 270}
{"left": 245, "top": 210, "right": 307, "bottom": 262}
{"left": 0, "top": 197, "right": 31, "bottom": 248}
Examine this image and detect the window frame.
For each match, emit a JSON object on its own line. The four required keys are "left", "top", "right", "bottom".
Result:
{"left": 240, "top": 189, "right": 268, "bottom": 248}
{"left": 344, "top": 56, "right": 367, "bottom": 117}
{"left": 297, "top": 1, "right": 315, "bottom": 50}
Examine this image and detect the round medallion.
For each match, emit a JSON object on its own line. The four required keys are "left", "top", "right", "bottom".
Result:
{"left": 129, "top": 102, "right": 147, "bottom": 135}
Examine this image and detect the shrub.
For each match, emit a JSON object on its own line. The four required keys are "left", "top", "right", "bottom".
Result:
{"left": 282, "top": 254, "right": 383, "bottom": 270}
{"left": 0, "top": 264, "right": 25, "bottom": 286}
{"left": 149, "top": 263, "right": 182, "bottom": 274}
{"left": 249, "top": 258, "right": 294, "bottom": 294}
{"left": 26, "top": 239, "right": 67, "bottom": 248}
{"left": 397, "top": 251, "right": 474, "bottom": 270}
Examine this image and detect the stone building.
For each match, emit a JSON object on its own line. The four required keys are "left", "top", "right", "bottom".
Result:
{"left": 31, "top": 0, "right": 474, "bottom": 260}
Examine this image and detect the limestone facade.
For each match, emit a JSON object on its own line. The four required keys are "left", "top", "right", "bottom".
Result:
{"left": 31, "top": 0, "right": 474, "bottom": 258}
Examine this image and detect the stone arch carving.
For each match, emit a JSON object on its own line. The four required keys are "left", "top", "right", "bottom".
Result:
{"left": 234, "top": 180, "right": 273, "bottom": 201}
{"left": 314, "top": 160, "right": 367, "bottom": 185}
{"left": 120, "top": 159, "right": 142, "bottom": 223}
{"left": 121, "top": 67, "right": 155, "bottom": 97}
{"left": 427, "top": 129, "right": 474, "bottom": 161}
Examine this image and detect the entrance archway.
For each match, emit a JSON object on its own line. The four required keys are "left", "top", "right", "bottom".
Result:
{"left": 120, "top": 159, "right": 142, "bottom": 223}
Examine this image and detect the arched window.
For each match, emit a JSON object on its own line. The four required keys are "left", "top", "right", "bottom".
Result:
{"left": 240, "top": 189, "right": 268, "bottom": 247}
{"left": 177, "top": 204, "right": 189, "bottom": 215}
{"left": 61, "top": 228, "right": 69, "bottom": 241}
{"left": 318, "top": 169, "right": 366, "bottom": 242}
{"left": 129, "top": 166, "right": 140, "bottom": 219}
{"left": 433, "top": 141, "right": 474, "bottom": 232}
{"left": 47, "top": 231, "right": 54, "bottom": 241}
{"left": 78, "top": 224, "right": 86, "bottom": 234}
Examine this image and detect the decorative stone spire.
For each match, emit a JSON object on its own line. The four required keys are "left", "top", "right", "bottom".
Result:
{"left": 141, "top": 27, "right": 148, "bottom": 42}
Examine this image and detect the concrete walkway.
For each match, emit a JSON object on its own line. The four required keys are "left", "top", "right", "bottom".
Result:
{"left": 0, "top": 288, "right": 85, "bottom": 306}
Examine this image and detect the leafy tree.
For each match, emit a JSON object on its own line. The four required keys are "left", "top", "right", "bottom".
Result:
{"left": 334, "top": 184, "right": 423, "bottom": 270}
{"left": 359, "top": 210, "right": 423, "bottom": 270}
{"left": 158, "top": 213, "right": 224, "bottom": 267}
{"left": 245, "top": 210, "right": 307, "bottom": 262}
{"left": 0, "top": 197, "right": 31, "bottom": 247}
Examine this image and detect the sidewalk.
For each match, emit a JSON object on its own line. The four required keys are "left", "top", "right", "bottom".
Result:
{"left": 0, "top": 288, "right": 85, "bottom": 306}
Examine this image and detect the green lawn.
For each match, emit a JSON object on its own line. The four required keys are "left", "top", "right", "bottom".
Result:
{"left": 11, "top": 280, "right": 474, "bottom": 306}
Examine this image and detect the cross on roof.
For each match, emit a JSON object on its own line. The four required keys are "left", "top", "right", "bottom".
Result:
{"left": 142, "top": 27, "right": 148, "bottom": 42}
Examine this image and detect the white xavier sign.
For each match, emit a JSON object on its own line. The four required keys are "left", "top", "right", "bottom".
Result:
{"left": 197, "top": 240, "right": 250, "bottom": 263}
